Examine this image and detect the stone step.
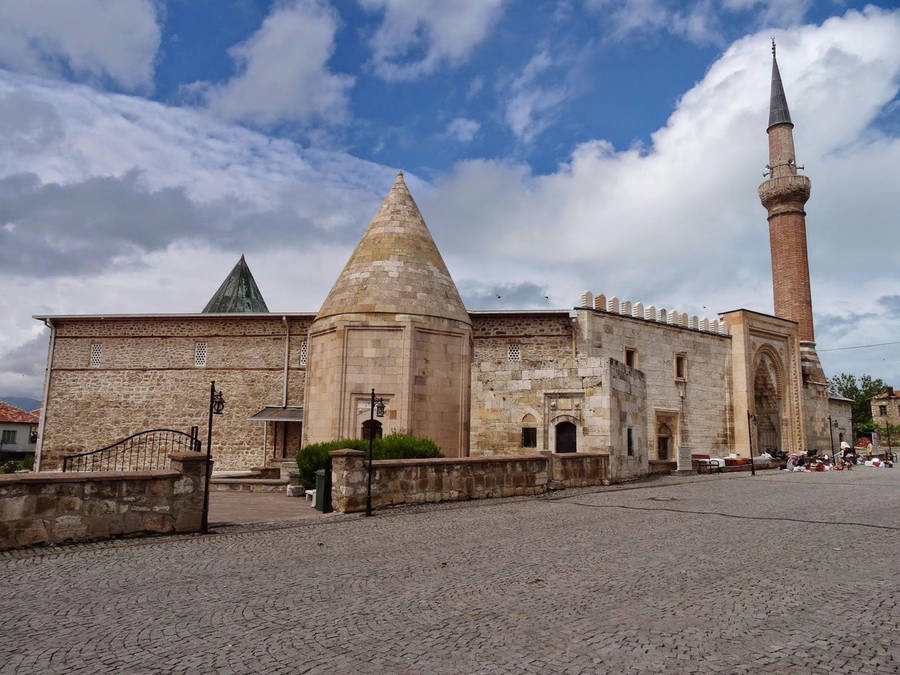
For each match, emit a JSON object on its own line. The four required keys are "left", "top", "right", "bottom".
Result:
{"left": 210, "top": 477, "right": 290, "bottom": 493}
{"left": 250, "top": 466, "right": 282, "bottom": 479}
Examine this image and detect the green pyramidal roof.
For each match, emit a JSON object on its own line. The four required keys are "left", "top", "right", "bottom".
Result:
{"left": 202, "top": 255, "right": 269, "bottom": 313}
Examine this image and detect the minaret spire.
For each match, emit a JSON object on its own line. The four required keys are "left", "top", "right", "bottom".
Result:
{"left": 768, "top": 39, "right": 792, "bottom": 131}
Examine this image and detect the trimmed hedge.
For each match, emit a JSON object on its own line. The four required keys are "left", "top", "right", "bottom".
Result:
{"left": 296, "top": 433, "right": 442, "bottom": 487}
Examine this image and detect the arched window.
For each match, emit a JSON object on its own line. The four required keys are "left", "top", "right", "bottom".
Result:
{"left": 521, "top": 413, "right": 537, "bottom": 448}
{"left": 657, "top": 422, "right": 673, "bottom": 460}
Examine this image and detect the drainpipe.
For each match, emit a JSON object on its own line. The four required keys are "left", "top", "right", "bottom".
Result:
{"left": 282, "top": 316, "right": 289, "bottom": 407}
{"left": 35, "top": 318, "right": 56, "bottom": 472}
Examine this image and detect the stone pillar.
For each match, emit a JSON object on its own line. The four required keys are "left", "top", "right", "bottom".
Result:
{"left": 329, "top": 449, "right": 367, "bottom": 513}
{"left": 169, "top": 453, "right": 208, "bottom": 532}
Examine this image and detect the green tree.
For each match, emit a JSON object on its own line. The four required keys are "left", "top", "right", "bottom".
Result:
{"left": 828, "top": 373, "right": 888, "bottom": 434}
{"left": 859, "top": 420, "right": 900, "bottom": 452}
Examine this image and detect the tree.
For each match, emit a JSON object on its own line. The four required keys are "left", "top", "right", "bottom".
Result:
{"left": 860, "top": 420, "right": 900, "bottom": 452}
{"left": 828, "top": 373, "right": 888, "bottom": 435}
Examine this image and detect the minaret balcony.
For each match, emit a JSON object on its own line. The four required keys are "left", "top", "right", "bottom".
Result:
{"left": 758, "top": 174, "right": 811, "bottom": 211}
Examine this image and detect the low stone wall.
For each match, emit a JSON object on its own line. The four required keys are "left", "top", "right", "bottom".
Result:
{"left": 551, "top": 452, "right": 610, "bottom": 487}
{"left": 329, "top": 449, "right": 612, "bottom": 513}
{"left": 0, "top": 453, "right": 207, "bottom": 550}
{"left": 330, "top": 450, "right": 550, "bottom": 513}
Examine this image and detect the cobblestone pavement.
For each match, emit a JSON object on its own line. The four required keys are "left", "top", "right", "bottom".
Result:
{"left": 3, "top": 468, "right": 899, "bottom": 673}
{"left": 210, "top": 491, "right": 325, "bottom": 525}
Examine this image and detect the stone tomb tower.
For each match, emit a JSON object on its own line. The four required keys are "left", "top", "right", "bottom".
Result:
{"left": 301, "top": 172, "right": 472, "bottom": 456}
{"left": 757, "top": 42, "right": 830, "bottom": 450}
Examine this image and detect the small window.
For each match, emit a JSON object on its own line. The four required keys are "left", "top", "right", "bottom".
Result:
{"left": 89, "top": 343, "right": 102, "bottom": 367}
{"left": 675, "top": 354, "right": 687, "bottom": 380}
{"left": 627, "top": 428, "right": 634, "bottom": 456}
{"left": 299, "top": 340, "right": 308, "bottom": 367}
{"left": 522, "top": 427, "right": 537, "bottom": 448}
{"left": 194, "top": 342, "right": 207, "bottom": 367}
{"left": 879, "top": 405, "right": 887, "bottom": 416}
{"left": 1, "top": 430, "right": 16, "bottom": 444}
{"left": 507, "top": 344, "right": 520, "bottom": 362}
{"left": 625, "top": 348, "right": 636, "bottom": 368}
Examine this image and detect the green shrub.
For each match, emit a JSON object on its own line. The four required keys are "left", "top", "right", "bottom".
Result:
{"left": 296, "top": 433, "right": 442, "bottom": 488}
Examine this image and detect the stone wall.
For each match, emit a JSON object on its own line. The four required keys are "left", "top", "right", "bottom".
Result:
{"left": 607, "top": 360, "right": 648, "bottom": 481}
{"left": 329, "top": 449, "right": 549, "bottom": 512}
{"left": 550, "top": 452, "right": 609, "bottom": 487}
{"left": 39, "top": 315, "right": 312, "bottom": 471}
{"left": 328, "top": 448, "right": 614, "bottom": 513}
{"left": 0, "top": 453, "right": 207, "bottom": 550}
{"left": 576, "top": 308, "right": 733, "bottom": 461}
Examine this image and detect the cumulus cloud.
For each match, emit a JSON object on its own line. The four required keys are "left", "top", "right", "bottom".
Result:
{"left": 360, "top": 0, "right": 505, "bottom": 81}
{"left": 196, "top": 0, "right": 354, "bottom": 126}
{"left": 0, "top": 0, "right": 160, "bottom": 91}
{"left": 446, "top": 117, "right": 480, "bottom": 142}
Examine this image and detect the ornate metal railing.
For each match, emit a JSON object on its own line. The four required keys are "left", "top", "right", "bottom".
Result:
{"left": 62, "top": 427, "right": 201, "bottom": 472}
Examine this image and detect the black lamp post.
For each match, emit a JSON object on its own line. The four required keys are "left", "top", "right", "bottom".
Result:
{"left": 365, "top": 388, "right": 386, "bottom": 517}
{"left": 201, "top": 381, "right": 225, "bottom": 533}
{"left": 827, "top": 415, "right": 838, "bottom": 462}
{"left": 747, "top": 411, "right": 757, "bottom": 476}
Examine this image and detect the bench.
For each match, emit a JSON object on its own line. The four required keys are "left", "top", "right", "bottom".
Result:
{"left": 691, "top": 454, "right": 722, "bottom": 474}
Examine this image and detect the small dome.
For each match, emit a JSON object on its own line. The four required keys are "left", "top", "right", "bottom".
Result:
{"left": 316, "top": 172, "right": 470, "bottom": 324}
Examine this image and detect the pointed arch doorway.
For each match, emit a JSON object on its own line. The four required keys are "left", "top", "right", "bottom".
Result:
{"left": 753, "top": 350, "right": 784, "bottom": 453}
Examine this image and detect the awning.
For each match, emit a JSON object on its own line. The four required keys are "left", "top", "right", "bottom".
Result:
{"left": 249, "top": 406, "right": 303, "bottom": 422}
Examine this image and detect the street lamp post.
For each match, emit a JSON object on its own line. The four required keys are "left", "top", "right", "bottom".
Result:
{"left": 828, "top": 415, "right": 837, "bottom": 463}
{"left": 201, "top": 380, "right": 225, "bottom": 533}
{"left": 365, "top": 388, "right": 386, "bottom": 518}
{"left": 747, "top": 411, "right": 757, "bottom": 476}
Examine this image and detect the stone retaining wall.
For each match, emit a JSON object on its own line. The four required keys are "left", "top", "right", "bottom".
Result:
{"left": 551, "top": 452, "right": 610, "bottom": 487}
{"left": 329, "top": 449, "right": 611, "bottom": 513}
{"left": 0, "top": 453, "right": 207, "bottom": 550}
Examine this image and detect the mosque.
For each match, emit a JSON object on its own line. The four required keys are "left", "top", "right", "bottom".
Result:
{"left": 33, "top": 48, "right": 852, "bottom": 479}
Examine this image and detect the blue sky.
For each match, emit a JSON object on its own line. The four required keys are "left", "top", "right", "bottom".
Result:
{"left": 0, "top": 0, "right": 898, "bottom": 397}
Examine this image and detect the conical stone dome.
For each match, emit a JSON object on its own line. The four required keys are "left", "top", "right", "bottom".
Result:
{"left": 316, "top": 172, "right": 470, "bottom": 325}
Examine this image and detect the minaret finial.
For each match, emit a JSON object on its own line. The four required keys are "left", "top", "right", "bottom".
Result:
{"left": 771, "top": 37, "right": 776, "bottom": 57}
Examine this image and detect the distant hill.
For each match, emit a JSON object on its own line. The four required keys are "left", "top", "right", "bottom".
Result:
{"left": 0, "top": 396, "right": 41, "bottom": 412}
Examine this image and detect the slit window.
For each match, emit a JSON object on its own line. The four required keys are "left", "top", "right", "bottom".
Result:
{"left": 89, "top": 343, "right": 102, "bottom": 367}
{"left": 507, "top": 344, "right": 520, "bottom": 362}
{"left": 675, "top": 354, "right": 687, "bottom": 380}
{"left": 627, "top": 427, "right": 634, "bottom": 456}
{"left": 522, "top": 427, "right": 537, "bottom": 448}
{"left": 194, "top": 342, "right": 207, "bottom": 367}
{"left": 299, "top": 341, "right": 308, "bottom": 367}
{"left": 625, "top": 348, "right": 636, "bottom": 368}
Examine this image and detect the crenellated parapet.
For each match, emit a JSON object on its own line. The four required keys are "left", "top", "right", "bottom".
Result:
{"left": 758, "top": 174, "right": 810, "bottom": 214}
{"left": 578, "top": 291, "right": 728, "bottom": 335}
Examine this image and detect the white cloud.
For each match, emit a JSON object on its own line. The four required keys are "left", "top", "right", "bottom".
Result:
{"left": 504, "top": 49, "right": 578, "bottom": 142}
{"left": 197, "top": 0, "right": 354, "bottom": 126}
{"left": 0, "top": 0, "right": 160, "bottom": 91}
{"left": 446, "top": 117, "right": 480, "bottom": 142}
{"left": 360, "top": 0, "right": 504, "bottom": 81}
{"left": 587, "top": 0, "right": 813, "bottom": 45}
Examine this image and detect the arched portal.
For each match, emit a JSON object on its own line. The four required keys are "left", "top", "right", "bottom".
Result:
{"left": 555, "top": 421, "right": 577, "bottom": 453}
{"left": 753, "top": 351, "right": 783, "bottom": 453}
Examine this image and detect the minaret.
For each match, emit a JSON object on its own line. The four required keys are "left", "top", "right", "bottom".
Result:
{"left": 758, "top": 40, "right": 815, "bottom": 343}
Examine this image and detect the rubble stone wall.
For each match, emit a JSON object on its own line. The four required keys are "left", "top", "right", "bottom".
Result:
{"left": 0, "top": 453, "right": 207, "bottom": 550}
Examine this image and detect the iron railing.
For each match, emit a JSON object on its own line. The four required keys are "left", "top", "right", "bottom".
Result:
{"left": 62, "top": 427, "right": 201, "bottom": 472}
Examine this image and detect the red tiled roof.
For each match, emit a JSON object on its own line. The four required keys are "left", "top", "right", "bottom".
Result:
{"left": 0, "top": 401, "right": 40, "bottom": 424}
{"left": 30, "top": 409, "right": 41, "bottom": 418}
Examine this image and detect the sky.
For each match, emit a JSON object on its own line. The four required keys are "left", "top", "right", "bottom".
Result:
{"left": 0, "top": 0, "right": 898, "bottom": 401}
